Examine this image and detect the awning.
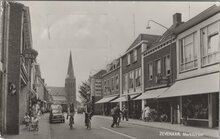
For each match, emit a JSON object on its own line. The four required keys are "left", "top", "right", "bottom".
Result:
{"left": 158, "top": 73, "right": 219, "bottom": 98}
{"left": 134, "top": 88, "right": 169, "bottom": 100}
{"left": 112, "top": 94, "right": 141, "bottom": 103}
{"left": 111, "top": 96, "right": 126, "bottom": 103}
{"left": 95, "top": 96, "right": 118, "bottom": 104}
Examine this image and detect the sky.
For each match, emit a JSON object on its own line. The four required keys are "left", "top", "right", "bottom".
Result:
{"left": 19, "top": 1, "right": 217, "bottom": 100}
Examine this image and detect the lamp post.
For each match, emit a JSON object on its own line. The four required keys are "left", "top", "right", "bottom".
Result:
{"left": 23, "top": 48, "right": 38, "bottom": 116}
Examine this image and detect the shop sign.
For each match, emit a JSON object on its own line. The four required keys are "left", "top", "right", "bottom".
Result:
{"left": 94, "top": 79, "right": 102, "bottom": 96}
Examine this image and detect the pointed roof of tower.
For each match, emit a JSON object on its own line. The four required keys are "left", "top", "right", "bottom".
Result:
{"left": 66, "top": 51, "right": 75, "bottom": 78}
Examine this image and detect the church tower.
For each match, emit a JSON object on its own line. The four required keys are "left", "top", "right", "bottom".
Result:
{"left": 65, "top": 52, "right": 76, "bottom": 106}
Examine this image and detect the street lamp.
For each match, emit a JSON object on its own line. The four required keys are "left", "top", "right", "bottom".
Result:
{"left": 146, "top": 20, "right": 169, "bottom": 30}
{"left": 23, "top": 48, "right": 38, "bottom": 116}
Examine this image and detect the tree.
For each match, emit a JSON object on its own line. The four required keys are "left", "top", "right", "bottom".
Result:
{"left": 78, "top": 80, "right": 91, "bottom": 105}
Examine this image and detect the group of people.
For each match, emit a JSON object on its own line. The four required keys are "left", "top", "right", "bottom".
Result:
{"left": 110, "top": 104, "right": 128, "bottom": 128}
{"left": 23, "top": 103, "right": 42, "bottom": 130}
{"left": 66, "top": 102, "right": 93, "bottom": 128}
{"left": 110, "top": 104, "right": 151, "bottom": 128}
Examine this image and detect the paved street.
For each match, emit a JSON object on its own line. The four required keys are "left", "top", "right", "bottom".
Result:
{"left": 50, "top": 114, "right": 215, "bottom": 139}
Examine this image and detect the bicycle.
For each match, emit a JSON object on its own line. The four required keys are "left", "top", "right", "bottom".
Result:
{"left": 116, "top": 115, "right": 121, "bottom": 127}
{"left": 86, "top": 113, "right": 92, "bottom": 129}
{"left": 159, "top": 113, "right": 168, "bottom": 122}
{"left": 149, "top": 109, "right": 158, "bottom": 122}
{"left": 69, "top": 114, "right": 74, "bottom": 129}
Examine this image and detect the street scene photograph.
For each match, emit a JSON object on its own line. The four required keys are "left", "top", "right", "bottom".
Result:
{"left": 0, "top": 1, "right": 219, "bottom": 139}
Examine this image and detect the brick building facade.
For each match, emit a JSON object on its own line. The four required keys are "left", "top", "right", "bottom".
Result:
{"left": 96, "top": 59, "right": 120, "bottom": 116}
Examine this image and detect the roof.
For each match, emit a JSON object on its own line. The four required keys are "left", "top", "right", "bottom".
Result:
{"left": 92, "top": 70, "right": 107, "bottom": 78}
{"left": 126, "top": 34, "right": 161, "bottom": 52}
{"left": 47, "top": 87, "right": 65, "bottom": 96}
{"left": 173, "top": 4, "right": 220, "bottom": 35}
{"left": 67, "top": 51, "right": 75, "bottom": 78}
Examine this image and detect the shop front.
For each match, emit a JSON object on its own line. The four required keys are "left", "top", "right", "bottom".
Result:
{"left": 113, "top": 94, "right": 141, "bottom": 119}
{"left": 95, "top": 95, "right": 118, "bottom": 116}
{"left": 158, "top": 73, "right": 219, "bottom": 128}
{"left": 134, "top": 87, "right": 170, "bottom": 121}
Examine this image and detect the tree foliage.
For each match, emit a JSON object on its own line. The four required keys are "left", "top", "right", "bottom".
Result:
{"left": 78, "top": 80, "right": 90, "bottom": 104}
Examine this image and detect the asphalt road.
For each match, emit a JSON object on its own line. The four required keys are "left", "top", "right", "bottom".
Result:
{"left": 49, "top": 113, "right": 215, "bottom": 139}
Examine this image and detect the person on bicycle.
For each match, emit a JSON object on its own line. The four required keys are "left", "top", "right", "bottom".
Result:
{"left": 143, "top": 104, "right": 150, "bottom": 122}
{"left": 67, "top": 103, "right": 75, "bottom": 126}
{"left": 84, "top": 102, "right": 93, "bottom": 128}
{"left": 111, "top": 104, "right": 123, "bottom": 128}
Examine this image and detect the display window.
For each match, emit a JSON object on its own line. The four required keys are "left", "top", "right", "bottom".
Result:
{"left": 182, "top": 94, "right": 208, "bottom": 119}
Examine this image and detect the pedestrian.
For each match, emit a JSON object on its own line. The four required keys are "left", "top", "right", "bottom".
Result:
{"left": 24, "top": 113, "right": 30, "bottom": 127}
{"left": 111, "top": 104, "right": 122, "bottom": 128}
{"left": 142, "top": 104, "right": 150, "bottom": 122}
{"left": 122, "top": 106, "right": 128, "bottom": 121}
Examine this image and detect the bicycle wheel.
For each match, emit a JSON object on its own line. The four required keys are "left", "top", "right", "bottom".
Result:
{"left": 86, "top": 119, "right": 91, "bottom": 129}
{"left": 160, "top": 114, "right": 168, "bottom": 122}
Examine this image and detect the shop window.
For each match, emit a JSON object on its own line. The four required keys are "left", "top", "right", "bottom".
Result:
{"left": 182, "top": 94, "right": 208, "bottom": 119}
{"left": 201, "top": 22, "right": 219, "bottom": 66}
{"left": 179, "top": 32, "right": 198, "bottom": 72}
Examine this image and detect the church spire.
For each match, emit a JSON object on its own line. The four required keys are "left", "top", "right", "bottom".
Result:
{"left": 67, "top": 51, "right": 74, "bottom": 78}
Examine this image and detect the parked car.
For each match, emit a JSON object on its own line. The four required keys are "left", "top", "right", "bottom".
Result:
{"left": 49, "top": 105, "right": 65, "bottom": 123}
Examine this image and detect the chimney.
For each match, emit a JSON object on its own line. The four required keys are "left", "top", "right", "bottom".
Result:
{"left": 173, "top": 13, "right": 182, "bottom": 25}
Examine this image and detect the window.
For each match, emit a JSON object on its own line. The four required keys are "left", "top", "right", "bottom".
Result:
{"left": 133, "top": 49, "right": 137, "bottom": 62}
{"left": 110, "top": 77, "right": 114, "bottom": 92}
{"left": 201, "top": 22, "right": 219, "bottom": 66}
{"left": 129, "top": 71, "right": 134, "bottom": 89}
{"left": 127, "top": 53, "right": 130, "bottom": 65}
{"left": 182, "top": 94, "right": 208, "bottom": 119}
{"left": 156, "top": 59, "right": 161, "bottom": 75}
{"left": 107, "top": 79, "right": 110, "bottom": 94}
{"left": 0, "top": 3, "right": 3, "bottom": 63}
{"left": 164, "top": 55, "right": 170, "bottom": 75}
{"left": 135, "top": 68, "right": 141, "bottom": 87}
{"left": 123, "top": 73, "right": 128, "bottom": 92}
{"left": 148, "top": 63, "right": 153, "bottom": 80}
{"left": 179, "top": 32, "right": 198, "bottom": 71}
{"left": 141, "top": 43, "right": 147, "bottom": 52}
{"left": 115, "top": 75, "right": 119, "bottom": 90}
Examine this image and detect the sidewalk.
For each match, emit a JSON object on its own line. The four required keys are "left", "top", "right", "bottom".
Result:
{"left": 4, "top": 113, "right": 51, "bottom": 139}
{"left": 95, "top": 115, "right": 219, "bottom": 138}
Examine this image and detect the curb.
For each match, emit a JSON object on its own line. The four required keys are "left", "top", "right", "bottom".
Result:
{"left": 95, "top": 116, "right": 218, "bottom": 139}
